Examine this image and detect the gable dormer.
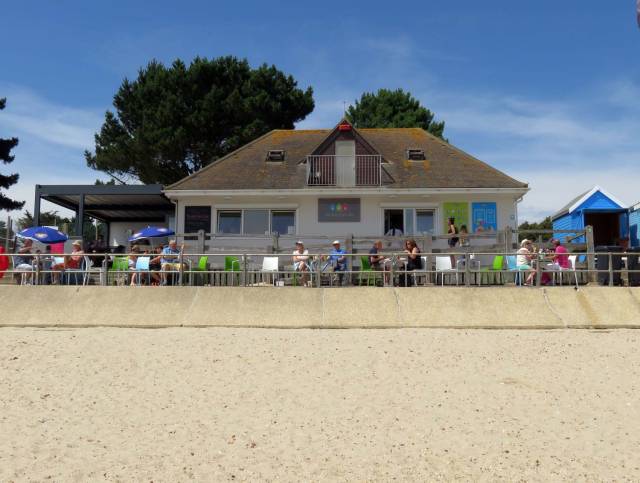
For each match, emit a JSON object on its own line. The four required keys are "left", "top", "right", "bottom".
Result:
{"left": 304, "top": 119, "right": 388, "bottom": 187}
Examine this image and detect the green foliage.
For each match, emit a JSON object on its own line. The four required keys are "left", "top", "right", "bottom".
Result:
{"left": 17, "top": 210, "right": 71, "bottom": 231}
{"left": 346, "top": 88, "right": 446, "bottom": 140}
{"left": 17, "top": 210, "right": 106, "bottom": 240}
{"left": 518, "top": 216, "right": 553, "bottom": 242}
{"left": 0, "top": 98, "right": 25, "bottom": 211}
{"left": 85, "top": 56, "right": 315, "bottom": 185}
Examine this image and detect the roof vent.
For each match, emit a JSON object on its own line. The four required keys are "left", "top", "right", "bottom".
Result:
{"left": 266, "top": 149, "right": 285, "bottom": 162}
{"left": 406, "top": 148, "right": 425, "bottom": 161}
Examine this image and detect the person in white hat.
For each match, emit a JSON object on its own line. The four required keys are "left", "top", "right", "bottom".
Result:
{"left": 516, "top": 239, "right": 536, "bottom": 286}
{"left": 324, "top": 239, "right": 347, "bottom": 285}
{"left": 292, "top": 240, "right": 310, "bottom": 285}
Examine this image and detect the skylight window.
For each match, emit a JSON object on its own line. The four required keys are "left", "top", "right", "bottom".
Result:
{"left": 406, "top": 148, "right": 425, "bottom": 161}
{"left": 266, "top": 149, "right": 286, "bottom": 162}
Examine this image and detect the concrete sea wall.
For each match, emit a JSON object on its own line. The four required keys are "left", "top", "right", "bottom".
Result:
{"left": 1, "top": 286, "right": 640, "bottom": 329}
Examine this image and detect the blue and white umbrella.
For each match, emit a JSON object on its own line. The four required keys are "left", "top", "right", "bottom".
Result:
{"left": 18, "top": 226, "right": 68, "bottom": 244}
{"left": 129, "top": 226, "right": 174, "bottom": 242}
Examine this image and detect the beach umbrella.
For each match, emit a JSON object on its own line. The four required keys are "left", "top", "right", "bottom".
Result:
{"left": 129, "top": 226, "right": 174, "bottom": 242}
{"left": 18, "top": 226, "right": 68, "bottom": 244}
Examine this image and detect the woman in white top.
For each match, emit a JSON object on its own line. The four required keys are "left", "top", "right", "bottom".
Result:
{"left": 517, "top": 239, "right": 537, "bottom": 286}
{"left": 292, "top": 240, "right": 310, "bottom": 285}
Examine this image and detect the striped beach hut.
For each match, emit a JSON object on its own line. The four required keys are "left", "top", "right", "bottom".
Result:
{"left": 552, "top": 186, "right": 628, "bottom": 246}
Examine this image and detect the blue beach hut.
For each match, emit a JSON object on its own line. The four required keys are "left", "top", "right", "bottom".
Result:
{"left": 552, "top": 186, "right": 628, "bottom": 246}
{"left": 630, "top": 202, "right": 640, "bottom": 248}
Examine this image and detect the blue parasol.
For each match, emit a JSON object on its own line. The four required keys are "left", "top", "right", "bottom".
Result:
{"left": 129, "top": 226, "right": 175, "bottom": 242}
{"left": 18, "top": 226, "right": 69, "bottom": 244}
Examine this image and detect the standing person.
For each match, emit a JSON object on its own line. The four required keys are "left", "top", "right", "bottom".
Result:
{"left": 447, "top": 217, "right": 459, "bottom": 267}
{"left": 459, "top": 224, "right": 469, "bottom": 247}
{"left": 292, "top": 240, "right": 311, "bottom": 286}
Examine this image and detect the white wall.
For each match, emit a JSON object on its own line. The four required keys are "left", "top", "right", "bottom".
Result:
{"left": 172, "top": 192, "right": 521, "bottom": 251}
{"left": 109, "top": 221, "right": 169, "bottom": 247}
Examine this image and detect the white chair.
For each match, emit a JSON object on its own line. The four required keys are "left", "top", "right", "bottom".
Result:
{"left": 435, "top": 256, "right": 458, "bottom": 286}
{"left": 557, "top": 255, "right": 579, "bottom": 288}
{"left": 82, "top": 255, "right": 105, "bottom": 286}
{"left": 409, "top": 256, "right": 429, "bottom": 286}
{"left": 261, "top": 256, "right": 280, "bottom": 285}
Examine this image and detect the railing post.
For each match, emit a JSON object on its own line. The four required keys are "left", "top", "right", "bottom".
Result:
{"left": 345, "top": 234, "right": 353, "bottom": 285}
{"left": 316, "top": 255, "right": 322, "bottom": 288}
{"left": 608, "top": 251, "right": 614, "bottom": 287}
{"left": 424, "top": 235, "right": 433, "bottom": 285}
{"left": 243, "top": 254, "right": 248, "bottom": 287}
{"left": 179, "top": 251, "right": 184, "bottom": 286}
{"left": 101, "top": 258, "right": 107, "bottom": 286}
{"left": 390, "top": 254, "right": 395, "bottom": 287}
{"left": 464, "top": 252, "right": 471, "bottom": 287}
{"left": 35, "top": 253, "right": 40, "bottom": 286}
{"left": 585, "top": 225, "right": 596, "bottom": 284}
{"left": 535, "top": 250, "right": 543, "bottom": 287}
{"left": 197, "top": 229, "right": 205, "bottom": 254}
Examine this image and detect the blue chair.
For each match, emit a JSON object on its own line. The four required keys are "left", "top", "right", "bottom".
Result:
{"left": 506, "top": 255, "right": 523, "bottom": 286}
{"left": 133, "top": 257, "right": 151, "bottom": 285}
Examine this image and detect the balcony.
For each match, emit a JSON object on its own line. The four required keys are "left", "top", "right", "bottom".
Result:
{"left": 306, "top": 155, "right": 382, "bottom": 187}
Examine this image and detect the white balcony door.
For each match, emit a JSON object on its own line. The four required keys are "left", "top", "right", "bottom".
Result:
{"left": 335, "top": 140, "right": 356, "bottom": 187}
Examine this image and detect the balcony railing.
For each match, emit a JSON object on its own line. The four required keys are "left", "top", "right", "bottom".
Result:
{"left": 306, "top": 155, "right": 382, "bottom": 187}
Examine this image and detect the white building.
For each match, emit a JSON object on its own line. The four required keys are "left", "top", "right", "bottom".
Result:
{"left": 164, "top": 120, "right": 528, "bottom": 251}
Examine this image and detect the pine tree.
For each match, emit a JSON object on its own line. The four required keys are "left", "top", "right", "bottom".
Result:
{"left": 0, "top": 98, "right": 24, "bottom": 211}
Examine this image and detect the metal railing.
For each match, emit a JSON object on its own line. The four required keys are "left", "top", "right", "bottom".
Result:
{"left": 1, "top": 250, "right": 638, "bottom": 288}
{"left": 306, "top": 155, "right": 382, "bottom": 187}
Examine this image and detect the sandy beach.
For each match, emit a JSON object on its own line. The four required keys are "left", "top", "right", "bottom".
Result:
{"left": 1, "top": 327, "right": 640, "bottom": 481}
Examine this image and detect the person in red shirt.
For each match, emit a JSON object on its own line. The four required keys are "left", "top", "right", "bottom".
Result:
{"left": 551, "top": 239, "right": 570, "bottom": 269}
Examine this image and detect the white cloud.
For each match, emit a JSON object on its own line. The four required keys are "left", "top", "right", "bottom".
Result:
{"left": 424, "top": 81, "right": 640, "bottom": 221}
{"left": 0, "top": 85, "right": 107, "bottom": 220}
{"left": 0, "top": 85, "right": 102, "bottom": 150}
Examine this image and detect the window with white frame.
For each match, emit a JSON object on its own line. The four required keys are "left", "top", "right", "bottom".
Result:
{"left": 217, "top": 209, "right": 296, "bottom": 235}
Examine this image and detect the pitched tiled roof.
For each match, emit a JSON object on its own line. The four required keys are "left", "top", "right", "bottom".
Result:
{"left": 167, "top": 127, "right": 528, "bottom": 190}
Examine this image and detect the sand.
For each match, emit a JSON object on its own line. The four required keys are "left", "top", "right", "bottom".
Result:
{"left": 1, "top": 327, "right": 640, "bottom": 482}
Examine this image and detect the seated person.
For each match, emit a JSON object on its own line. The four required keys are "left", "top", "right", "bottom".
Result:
{"left": 160, "top": 239, "right": 184, "bottom": 284}
{"left": 369, "top": 240, "right": 392, "bottom": 285}
{"left": 399, "top": 239, "right": 422, "bottom": 287}
{"left": 52, "top": 240, "right": 84, "bottom": 283}
{"left": 149, "top": 246, "right": 163, "bottom": 285}
{"left": 14, "top": 239, "right": 35, "bottom": 284}
{"left": 128, "top": 245, "right": 141, "bottom": 285}
{"left": 324, "top": 240, "right": 347, "bottom": 284}
{"left": 551, "top": 239, "right": 570, "bottom": 269}
{"left": 292, "top": 240, "right": 310, "bottom": 285}
{"left": 516, "top": 239, "right": 537, "bottom": 286}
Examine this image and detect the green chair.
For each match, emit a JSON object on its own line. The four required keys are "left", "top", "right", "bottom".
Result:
{"left": 224, "top": 256, "right": 241, "bottom": 286}
{"left": 478, "top": 255, "right": 504, "bottom": 285}
{"left": 192, "top": 256, "right": 209, "bottom": 285}
{"left": 358, "top": 255, "right": 382, "bottom": 286}
{"left": 108, "top": 256, "right": 129, "bottom": 285}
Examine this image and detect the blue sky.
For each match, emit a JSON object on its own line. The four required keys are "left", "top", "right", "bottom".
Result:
{"left": 1, "top": 0, "right": 639, "bottom": 221}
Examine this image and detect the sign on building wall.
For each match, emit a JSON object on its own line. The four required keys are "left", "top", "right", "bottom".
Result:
{"left": 184, "top": 206, "right": 212, "bottom": 233}
{"left": 318, "top": 198, "right": 361, "bottom": 222}
{"left": 471, "top": 202, "right": 497, "bottom": 232}
{"left": 442, "top": 202, "right": 469, "bottom": 232}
